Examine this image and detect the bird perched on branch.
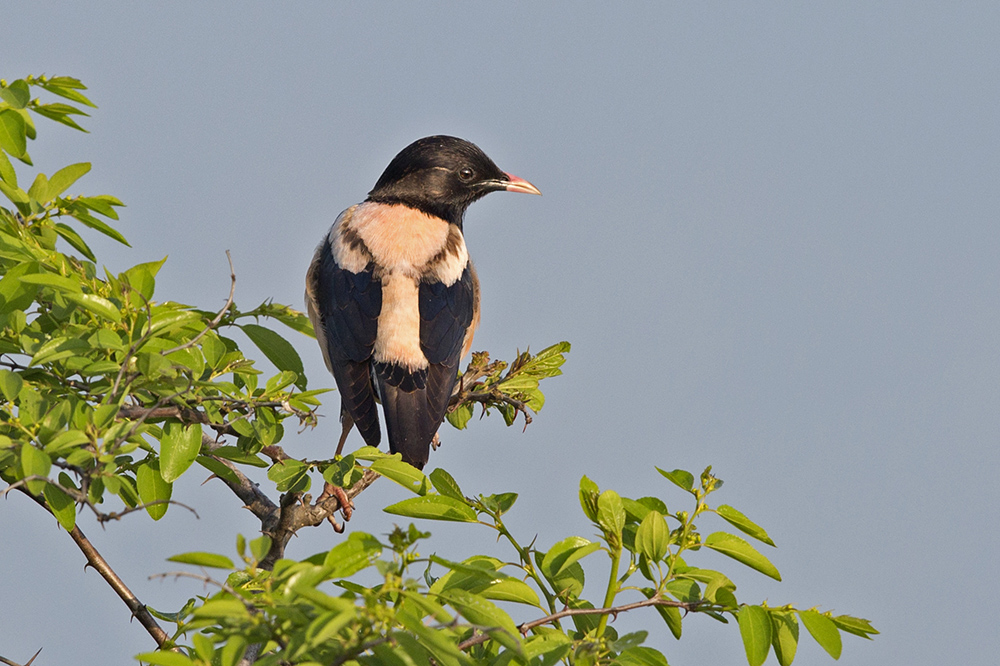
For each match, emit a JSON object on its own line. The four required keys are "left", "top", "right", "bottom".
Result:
{"left": 306, "top": 136, "right": 541, "bottom": 469}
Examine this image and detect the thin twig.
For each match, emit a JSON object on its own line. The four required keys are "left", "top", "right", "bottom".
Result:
{"left": 161, "top": 251, "right": 237, "bottom": 356}
{"left": 96, "top": 499, "right": 200, "bottom": 524}
{"left": 110, "top": 288, "right": 154, "bottom": 399}
{"left": 2, "top": 476, "right": 199, "bottom": 524}
{"left": 456, "top": 596, "right": 705, "bottom": 651}
{"left": 0, "top": 648, "right": 42, "bottom": 666}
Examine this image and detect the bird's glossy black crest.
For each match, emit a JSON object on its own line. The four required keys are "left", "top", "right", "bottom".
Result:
{"left": 367, "top": 135, "right": 511, "bottom": 225}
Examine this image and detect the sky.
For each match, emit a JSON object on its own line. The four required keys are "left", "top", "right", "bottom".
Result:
{"left": 3, "top": 2, "right": 999, "bottom": 665}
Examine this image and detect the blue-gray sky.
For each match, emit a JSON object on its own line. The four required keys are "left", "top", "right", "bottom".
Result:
{"left": 3, "top": 3, "right": 998, "bottom": 665}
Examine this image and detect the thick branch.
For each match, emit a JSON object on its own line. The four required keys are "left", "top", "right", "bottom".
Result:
{"left": 200, "top": 436, "right": 380, "bottom": 570}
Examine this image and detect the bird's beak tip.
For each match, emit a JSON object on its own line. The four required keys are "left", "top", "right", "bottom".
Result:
{"left": 503, "top": 172, "right": 542, "bottom": 196}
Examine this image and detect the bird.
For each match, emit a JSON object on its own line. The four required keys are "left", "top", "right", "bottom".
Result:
{"left": 306, "top": 135, "right": 541, "bottom": 470}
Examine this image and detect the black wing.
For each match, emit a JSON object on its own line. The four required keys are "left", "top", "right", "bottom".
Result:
{"left": 306, "top": 234, "right": 382, "bottom": 447}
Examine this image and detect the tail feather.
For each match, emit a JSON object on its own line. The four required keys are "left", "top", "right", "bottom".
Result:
{"left": 332, "top": 359, "right": 381, "bottom": 448}
{"left": 375, "top": 362, "right": 458, "bottom": 469}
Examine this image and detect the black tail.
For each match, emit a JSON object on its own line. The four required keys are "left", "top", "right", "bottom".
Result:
{"left": 374, "top": 361, "right": 458, "bottom": 469}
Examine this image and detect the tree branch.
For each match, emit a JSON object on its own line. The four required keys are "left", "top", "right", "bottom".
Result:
{"left": 199, "top": 436, "right": 381, "bottom": 570}
{"left": 18, "top": 489, "right": 172, "bottom": 649}
{"left": 0, "top": 648, "right": 42, "bottom": 666}
{"left": 456, "top": 595, "right": 705, "bottom": 651}
{"left": 160, "top": 250, "right": 236, "bottom": 356}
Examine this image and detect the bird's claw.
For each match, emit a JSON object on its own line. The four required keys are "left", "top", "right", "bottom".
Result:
{"left": 320, "top": 481, "right": 355, "bottom": 531}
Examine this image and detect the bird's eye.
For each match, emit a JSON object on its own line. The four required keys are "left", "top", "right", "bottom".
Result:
{"left": 459, "top": 167, "right": 475, "bottom": 181}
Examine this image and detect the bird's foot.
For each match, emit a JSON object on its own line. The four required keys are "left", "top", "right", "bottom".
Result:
{"left": 430, "top": 432, "right": 441, "bottom": 451}
{"left": 319, "top": 481, "right": 355, "bottom": 533}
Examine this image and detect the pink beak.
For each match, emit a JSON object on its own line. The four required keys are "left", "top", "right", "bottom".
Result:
{"left": 503, "top": 172, "right": 542, "bottom": 196}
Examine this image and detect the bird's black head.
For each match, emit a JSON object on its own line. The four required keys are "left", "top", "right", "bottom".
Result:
{"left": 367, "top": 135, "right": 540, "bottom": 226}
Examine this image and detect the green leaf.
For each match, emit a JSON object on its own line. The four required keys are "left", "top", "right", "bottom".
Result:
{"left": 79, "top": 194, "right": 123, "bottom": 219}
{"left": 123, "top": 263, "right": 156, "bottom": 300}
{"left": 30, "top": 336, "right": 90, "bottom": 366}
{"left": 488, "top": 491, "right": 518, "bottom": 516}
{"left": 46, "top": 162, "right": 90, "bottom": 199}
{"left": 613, "top": 646, "right": 670, "bottom": 666}
{"left": 738, "top": 605, "right": 772, "bottom": 666}
{"left": 323, "top": 532, "right": 383, "bottom": 577}
{"left": 635, "top": 510, "right": 669, "bottom": 562}
{"left": 351, "top": 445, "right": 383, "bottom": 461}
{"left": 43, "top": 482, "right": 76, "bottom": 531}
{"left": 0, "top": 148, "right": 16, "bottom": 186}
{"left": 395, "top": 609, "right": 471, "bottom": 666}
{"left": 445, "top": 401, "right": 473, "bottom": 429}
{"left": 656, "top": 467, "right": 694, "bottom": 493}
{"left": 429, "top": 468, "right": 465, "bottom": 501}
{"left": 136, "top": 461, "right": 172, "bottom": 520}
{"left": 0, "top": 369, "right": 23, "bottom": 401}
{"left": 241, "top": 323, "right": 306, "bottom": 389}
{"left": 638, "top": 588, "right": 682, "bottom": 640}
{"left": 540, "top": 537, "right": 601, "bottom": 581}
{"left": 267, "top": 458, "right": 311, "bottom": 493}
{"left": 20, "top": 272, "right": 83, "bottom": 293}
{"left": 384, "top": 495, "right": 478, "bottom": 523}
{"left": 597, "top": 489, "right": 625, "bottom": 544}
{"left": 439, "top": 588, "right": 520, "bottom": 650}
{"left": 479, "top": 578, "right": 542, "bottom": 608}
{"left": 192, "top": 599, "right": 250, "bottom": 620}
{"left": 27, "top": 173, "right": 48, "bottom": 202}
{"left": 370, "top": 456, "right": 432, "bottom": 495}
{"left": 167, "top": 551, "right": 235, "bottom": 569}
{"left": 54, "top": 223, "right": 96, "bottom": 262}
{"left": 44, "top": 429, "right": 89, "bottom": 456}
{"left": 831, "top": 614, "right": 878, "bottom": 638}
{"left": 703, "top": 532, "right": 781, "bottom": 581}
{"left": 249, "top": 535, "right": 271, "bottom": 563}
{"left": 20, "top": 444, "right": 50, "bottom": 495}
{"left": 664, "top": 579, "right": 701, "bottom": 603}
{"left": 159, "top": 423, "right": 203, "bottom": 483}
{"left": 30, "top": 104, "right": 89, "bottom": 132}
{"left": 799, "top": 610, "right": 842, "bottom": 659}
{"left": 432, "top": 556, "right": 542, "bottom": 609}
{"left": 716, "top": 505, "right": 775, "bottom": 547}
{"left": 0, "top": 80, "right": 30, "bottom": 108}
{"left": 305, "top": 608, "right": 356, "bottom": 647}
{"left": 0, "top": 180, "right": 29, "bottom": 207}
{"left": 146, "top": 309, "right": 202, "bottom": 337}
{"left": 68, "top": 205, "right": 130, "bottom": 245}
{"left": 134, "top": 652, "right": 196, "bottom": 666}
{"left": 0, "top": 109, "right": 27, "bottom": 158}
{"left": 322, "top": 454, "right": 359, "bottom": 488}
{"left": 579, "top": 475, "right": 600, "bottom": 522}
{"left": 219, "top": 637, "right": 246, "bottom": 666}
{"left": 64, "top": 292, "right": 121, "bottom": 322}
{"left": 770, "top": 610, "right": 799, "bottom": 666}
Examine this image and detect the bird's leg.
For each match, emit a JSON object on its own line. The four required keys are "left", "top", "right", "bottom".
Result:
{"left": 318, "top": 409, "right": 357, "bottom": 531}
{"left": 335, "top": 408, "right": 355, "bottom": 457}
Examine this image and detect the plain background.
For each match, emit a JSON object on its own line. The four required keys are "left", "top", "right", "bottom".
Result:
{"left": 3, "top": 3, "right": 998, "bottom": 665}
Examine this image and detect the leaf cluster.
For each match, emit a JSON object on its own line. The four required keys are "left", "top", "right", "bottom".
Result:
{"left": 146, "top": 462, "right": 876, "bottom": 666}
{"left": 0, "top": 76, "right": 325, "bottom": 529}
